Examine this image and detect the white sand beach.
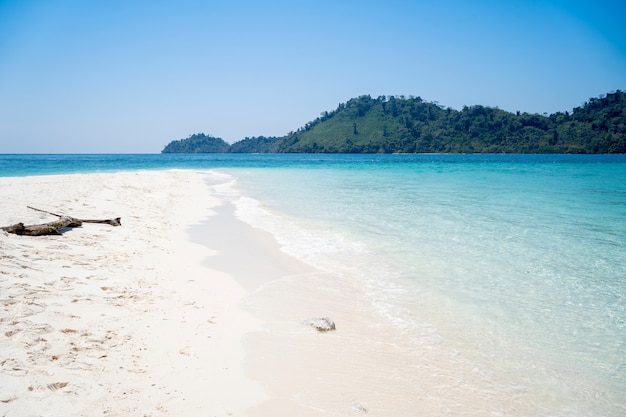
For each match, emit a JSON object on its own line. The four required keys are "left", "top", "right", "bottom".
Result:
{"left": 0, "top": 170, "right": 268, "bottom": 416}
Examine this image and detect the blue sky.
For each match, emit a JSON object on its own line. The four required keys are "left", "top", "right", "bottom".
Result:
{"left": 1, "top": 0, "right": 625, "bottom": 153}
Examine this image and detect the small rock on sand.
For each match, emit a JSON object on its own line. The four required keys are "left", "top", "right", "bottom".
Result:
{"left": 302, "top": 317, "right": 336, "bottom": 332}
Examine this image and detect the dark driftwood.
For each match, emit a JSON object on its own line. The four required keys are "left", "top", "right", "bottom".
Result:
{"left": 1, "top": 207, "right": 121, "bottom": 236}
{"left": 26, "top": 206, "right": 121, "bottom": 227}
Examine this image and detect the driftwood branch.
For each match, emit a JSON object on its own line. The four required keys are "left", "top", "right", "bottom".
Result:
{"left": 26, "top": 206, "right": 121, "bottom": 227}
{"left": 1, "top": 207, "right": 121, "bottom": 236}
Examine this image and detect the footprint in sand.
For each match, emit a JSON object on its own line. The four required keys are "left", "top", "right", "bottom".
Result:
{"left": 0, "top": 358, "right": 27, "bottom": 376}
{"left": 46, "top": 382, "right": 69, "bottom": 391}
{"left": 5, "top": 321, "right": 52, "bottom": 347}
{"left": 0, "top": 395, "right": 18, "bottom": 404}
{"left": 11, "top": 300, "right": 46, "bottom": 318}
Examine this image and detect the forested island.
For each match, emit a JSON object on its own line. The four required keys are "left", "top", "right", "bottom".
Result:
{"left": 161, "top": 91, "right": 625, "bottom": 154}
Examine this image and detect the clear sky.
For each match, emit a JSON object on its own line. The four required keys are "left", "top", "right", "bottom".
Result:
{"left": 1, "top": 0, "right": 625, "bottom": 153}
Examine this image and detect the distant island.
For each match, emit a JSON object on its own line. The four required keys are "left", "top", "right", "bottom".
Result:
{"left": 162, "top": 91, "right": 626, "bottom": 154}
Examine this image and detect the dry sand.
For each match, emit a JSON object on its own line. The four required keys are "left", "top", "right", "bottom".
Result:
{"left": 0, "top": 170, "right": 267, "bottom": 416}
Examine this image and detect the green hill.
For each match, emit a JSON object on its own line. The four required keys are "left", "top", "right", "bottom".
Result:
{"left": 161, "top": 91, "right": 626, "bottom": 154}
{"left": 276, "top": 92, "right": 626, "bottom": 153}
{"left": 161, "top": 133, "right": 230, "bottom": 153}
{"left": 229, "top": 136, "right": 282, "bottom": 153}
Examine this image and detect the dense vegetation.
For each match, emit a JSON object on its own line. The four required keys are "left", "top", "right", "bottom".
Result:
{"left": 229, "top": 136, "right": 282, "bottom": 153}
{"left": 161, "top": 91, "right": 626, "bottom": 154}
{"left": 161, "top": 133, "right": 230, "bottom": 153}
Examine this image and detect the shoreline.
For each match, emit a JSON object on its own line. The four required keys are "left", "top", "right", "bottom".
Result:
{"left": 0, "top": 170, "right": 266, "bottom": 416}
{"left": 3, "top": 168, "right": 620, "bottom": 416}
{"left": 1, "top": 169, "right": 443, "bottom": 416}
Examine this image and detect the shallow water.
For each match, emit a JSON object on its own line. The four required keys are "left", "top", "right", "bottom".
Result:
{"left": 217, "top": 155, "right": 626, "bottom": 416}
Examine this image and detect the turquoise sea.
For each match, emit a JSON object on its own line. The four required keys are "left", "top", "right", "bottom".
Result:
{"left": 2, "top": 154, "right": 625, "bottom": 415}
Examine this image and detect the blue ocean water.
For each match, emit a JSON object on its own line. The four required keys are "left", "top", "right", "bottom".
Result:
{"left": 2, "top": 153, "right": 625, "bottom": 415}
